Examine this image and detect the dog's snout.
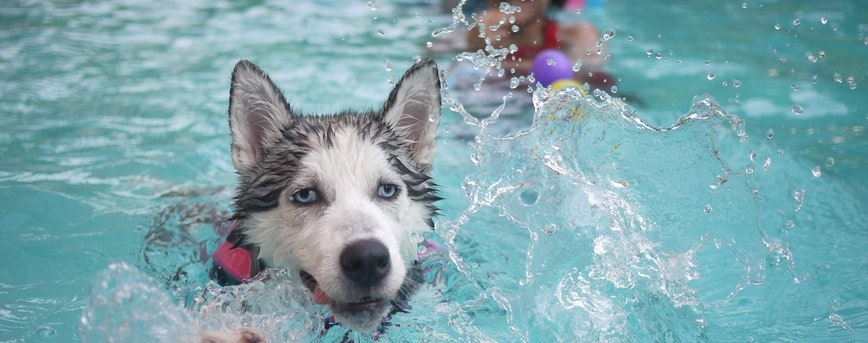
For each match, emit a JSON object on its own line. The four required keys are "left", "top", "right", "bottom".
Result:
{"left": 340, "top": 239, "right": 390, "bottom": 288}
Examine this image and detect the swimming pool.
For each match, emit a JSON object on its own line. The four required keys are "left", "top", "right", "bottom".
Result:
{"left": 1, "top": 0, "right": 865, "bottom": 341}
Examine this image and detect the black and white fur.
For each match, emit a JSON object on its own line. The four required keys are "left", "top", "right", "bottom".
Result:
{"left": 224, "top": 59, "right": 441, "bottom": 333}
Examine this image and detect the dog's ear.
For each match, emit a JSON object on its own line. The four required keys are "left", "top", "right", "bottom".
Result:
{"left": 382, "top": 59, "right": 441, "bottom": 166}
{"left": 228, "top": 60, "right": 292, "bottom": 172}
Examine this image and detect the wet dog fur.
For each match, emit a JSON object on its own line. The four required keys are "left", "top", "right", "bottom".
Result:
{"left": 210, "top": 58, "right": 441, "bottom": 339}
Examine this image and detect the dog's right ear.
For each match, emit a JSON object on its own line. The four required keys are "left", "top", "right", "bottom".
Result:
{"left": 228, "top": 60, "right": 292, "bottom": 172}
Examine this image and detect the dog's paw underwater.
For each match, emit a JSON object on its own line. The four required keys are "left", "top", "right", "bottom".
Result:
{"left": 213, "top": 58, "right": 443, "bottom": 334}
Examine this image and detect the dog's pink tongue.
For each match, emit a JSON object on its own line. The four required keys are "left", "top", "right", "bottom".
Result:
{"left": 313, "top": 284, "right": 331, "bottom": 305}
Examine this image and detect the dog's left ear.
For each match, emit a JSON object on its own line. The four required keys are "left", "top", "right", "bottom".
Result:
{"left": 382, "top": 59, "right": 441, "bottom": 166}
{"left": 228, "top": 60, "right": 292, "bottom": 173}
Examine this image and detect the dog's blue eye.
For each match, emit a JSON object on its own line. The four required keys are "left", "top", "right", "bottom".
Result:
{"left": 292, "top": 188, "right": 318, "bottom": 204}
{"left": 377, "top": 184, "right": 398, "bottom": 199}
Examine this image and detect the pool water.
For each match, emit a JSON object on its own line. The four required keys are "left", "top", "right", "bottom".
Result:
{"left": 1, "top": 0, "right": 865, "bottom": 341}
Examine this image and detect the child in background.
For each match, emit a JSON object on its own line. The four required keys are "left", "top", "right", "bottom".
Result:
{"left": 464, "top": 0, "right": 614, "bottom": 90}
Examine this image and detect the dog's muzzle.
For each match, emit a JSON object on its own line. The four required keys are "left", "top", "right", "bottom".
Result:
{"left": 340, "top": 239, "right": 391, "bottom": 289}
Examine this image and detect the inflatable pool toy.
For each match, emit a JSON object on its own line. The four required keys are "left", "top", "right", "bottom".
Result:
{"left": 532, "top": 49, "right": 573, "bottom": 87}
{"left": 532, "top": 49, "right": 587, "bottom": 94}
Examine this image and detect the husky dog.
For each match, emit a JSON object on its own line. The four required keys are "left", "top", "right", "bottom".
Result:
{"left": 220, "top": 59, "right": 441, "bottom": 334}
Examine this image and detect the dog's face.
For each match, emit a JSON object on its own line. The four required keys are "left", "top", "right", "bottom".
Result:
{"left": 226, "top": 59, "right": 440, "bottom": 332}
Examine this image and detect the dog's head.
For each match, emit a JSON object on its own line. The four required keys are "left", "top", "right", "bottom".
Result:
{"left": 226, "top": 59, "right": 440, "bottom": 332}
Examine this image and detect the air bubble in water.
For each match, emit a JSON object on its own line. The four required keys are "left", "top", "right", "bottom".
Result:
{"left": 367, "top": 0, "right": 379, "bottom": 10}
{"left": 811, "top": 166, "right": 822, "bottom": 177}
{"left": 821, "top": 17, "right": 828, "bottom": 24}
{"left": 806, "top": 52, "right": 817, "bottom": 63}
{"left": 732, "top": 79, "right": 742, "bottom": 88}
{"left": 707, "top": 73, "right": 715, "bottom": 80}
{"left": 833, "top": 73, "right": 843, "bottom": 83}
{"left": 376, "top": 29, "right": 385, "bottom": 37}
{"left": 382, "top": 58, "right": 393, "bottom": 71}
{"left": 785, "top": 220, "right": 795, "bottom": 230}
{"left": 792, "top": 18, "right": 801, "bottom": 26}
{"left": 791, "top": 83, "right": 800, "bottom": 92}
{"left": 426, "top": 41, "right": 433, "bottom": 48}
{"left": 610, "top": 85, "right": 618, "bottom": 94}
{"left": 825, "top": 157, "right": 835, "bottom": 167}
{"left": 791, "top": 105, "right": 803, "bottom": 115}
{"left": 704, "top": 205, "right": 713, "bottom": 214}
{"left": 646, "top": 49, "right": 653, "bottom": 56}
{"left": 627, "top": 35, "right": 634, "bottom": 41}
{"left": 774, "top": 24, "right": 781, "bottom": 30}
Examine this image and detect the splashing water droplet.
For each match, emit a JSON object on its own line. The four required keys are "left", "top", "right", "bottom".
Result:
{"left": 426, "top": 41, "right": 433, "bottom": 48}
{"left": 825, "top": 157, "right": 835, "bottom": 167}
{"left": 707, "top": 73, "right": 715, "bottom": 80}
{"left": 37, "top": 326, "right": 57, "bottom": 338}
{"left": 601, "top": 28, "right": 616, "bottom": 41}
{"left": 572, "top": 60, "right": 582, "bottom": 72}
{"left": 793, "top": 189, "right": 805, "bottom": 211}
{"left": 811, "top": 166, "right": 822, "bottom": 177}
{"left": 509, "top": 77, "right": 520, "bottom": 89}
{"left": 546, "top": 58, "right": 556, "bottom": 66}
{"left": 791, "top": 105, "right": 803, "bottom": 115}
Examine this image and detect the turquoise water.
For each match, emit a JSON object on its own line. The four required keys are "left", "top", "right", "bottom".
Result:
{"left": 1, "top": 0, "right": 865, "bottom": 342}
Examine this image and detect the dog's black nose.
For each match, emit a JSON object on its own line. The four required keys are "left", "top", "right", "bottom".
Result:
{"left": 340, "top": 239, "right": 391, "bottom": 288}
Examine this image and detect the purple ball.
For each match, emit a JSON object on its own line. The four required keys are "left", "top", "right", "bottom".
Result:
{"left": 531, "top": 49, "right": 573, "bottom": 87}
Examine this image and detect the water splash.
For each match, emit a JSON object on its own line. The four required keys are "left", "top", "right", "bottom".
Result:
{"left": 428, "top": 84, "right": 776, "bottom": 340}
